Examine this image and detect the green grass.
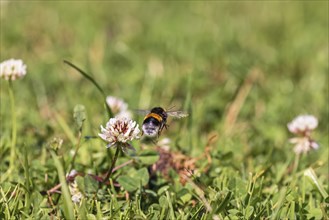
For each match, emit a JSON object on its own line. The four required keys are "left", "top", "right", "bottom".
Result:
{"left": 1, "top": 2, "right": 328, "bottom": 219}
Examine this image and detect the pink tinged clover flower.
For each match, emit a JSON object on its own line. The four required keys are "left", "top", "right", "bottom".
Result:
{"left": 0, "top": 59, "right": 27, "bottom": 80}
{"left": 287, "top": 115, "right": 319, "bottom": 154}
{"left": 289, "top": 137, "right": 319, "bottom": 155}
{"left": 99, "top": 117, "right": 140, "bottom": 152}
{"left": 106, "top": 96, "right": 132, "bottom": 119}
{"left": 287, "top": 115, "right": 318, "bottom": 136}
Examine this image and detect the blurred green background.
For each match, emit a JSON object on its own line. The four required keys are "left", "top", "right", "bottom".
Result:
{"left": 1, "top": 1, "right": 328, "bottom": 168}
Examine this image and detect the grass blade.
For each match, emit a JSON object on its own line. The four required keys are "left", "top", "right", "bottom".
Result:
{"left": 271, "top": 187, "right": 287, "bottom": 220}
{"left": 304, "top": 168, "right": 329, "bottom": 199}
{"left": 50, "top": 151, "right": 75, "bottom": 220}
{"left": 63, "top": 60, "right": 105, "bottom": 97}
{"left": 63, "top": 60, "right": 113, "bottom": 118}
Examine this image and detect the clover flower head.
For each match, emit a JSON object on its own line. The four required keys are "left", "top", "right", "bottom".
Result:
{"left": 157, "top": 138, "right": 171, "bottom": 151}
{"left": 288, "top": 114, "right": 319, "bottom": 155}
{"left": 99, "top": 117, "right": 140, "bottom": 151}
{"left": 66, "top": 170, "right": 83, "bottom": 204}
{"left": 287, "top": 115, "right": 318, "bottom": 136}
{"left": 68, "top": 180, "right": 83, "bottom": 204}
{"left": 106, "top": 96, "right": 132, "bottom": 119}
{"left": 0, "top": 59, "right": 27, "bottom": 80}
{"left": 290, "top": 137, "right": 319, "bottom": 155}
{"left": 116, "top": 110, "right": 133, "bottom": 119}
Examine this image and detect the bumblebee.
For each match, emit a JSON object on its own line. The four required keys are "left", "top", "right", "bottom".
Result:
{"left": 137, "top": 107, "right": 189, "bottom": 138}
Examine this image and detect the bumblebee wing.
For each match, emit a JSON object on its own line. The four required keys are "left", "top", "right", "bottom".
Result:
{"left": 133, "top": 109, "right": 151, "bottom": 115}
{"left": 166, "top": 111, "right": 189, "bottom": 118}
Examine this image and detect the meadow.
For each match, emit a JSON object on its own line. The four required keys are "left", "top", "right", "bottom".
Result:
{"left": 0, "top": 2, "right": 328, "bottom": 219}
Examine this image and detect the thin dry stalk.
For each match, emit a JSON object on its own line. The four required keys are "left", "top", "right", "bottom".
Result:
{"left": 223, "top": 68, "right": 261, "bottom": 135}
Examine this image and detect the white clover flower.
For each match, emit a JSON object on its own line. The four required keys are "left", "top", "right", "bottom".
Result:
{"left": 106, "top": 96, "right": 132, "bottom": 118}
{"left": 116, "top": 110, "right": 133, "bottom": 119}
{"left": 68, "top": 180, "right": 83, "bottom": 204}
{"left": 290, "top": 137, "right": 319, "bottom": 155}
{"left": 287, "top": 115, "right": 318, "bottom": 136}
{"left": 99, "top": 117, "right": 140, "bottom": 151}
{"left": 0, "top": 59, "right": 27, "bottom": 80}
{"left": 72, "top": 193, "right": 83, "bottom": 203}
{"left": 157, "top": 138, "right": 171, "bottom": 151}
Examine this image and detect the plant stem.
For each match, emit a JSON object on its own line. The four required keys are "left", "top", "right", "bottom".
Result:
{"left": 112, "top": 159, "right": 133, "bottom": 173}
{"left": 103, "top": 146, "right": 121, "bottom": 184}
{"left": 292, "top": 153, "right": 300, "bottom": 175}
{"left": 68, "top": 130, "right": 82, "bottom": 172}
{"left": 9, "top": 81, "right": 17, "bottom": 178}
{"left": 290, "top": 154, "right": 300, "bottom": 188}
